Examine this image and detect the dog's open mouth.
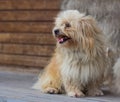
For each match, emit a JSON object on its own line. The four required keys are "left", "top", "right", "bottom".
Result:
{"left": 56, "top": 35, "right": 71, "bottom": 44}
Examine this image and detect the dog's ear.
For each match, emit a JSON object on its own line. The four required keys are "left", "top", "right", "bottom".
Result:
{"left": 79, "top": 16, "right": 101, "bottom": 50}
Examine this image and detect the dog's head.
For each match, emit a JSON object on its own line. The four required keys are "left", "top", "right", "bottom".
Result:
{"left": 53, "top": 10, "right": 103, "bottom": 50}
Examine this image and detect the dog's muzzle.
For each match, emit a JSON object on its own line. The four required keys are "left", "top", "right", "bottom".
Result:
{"left": 53, "top": 29, "right": 71, "bottom": 44}
{"left": 54, "top": 29, "right": 60, "bottom": 36}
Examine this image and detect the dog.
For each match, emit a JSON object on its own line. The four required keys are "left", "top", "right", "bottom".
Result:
{"left": 33, "top": 10, "right": 108, "bottom": 97}
{"left": 61, "top": 0, "right": 120, "bottom": 95}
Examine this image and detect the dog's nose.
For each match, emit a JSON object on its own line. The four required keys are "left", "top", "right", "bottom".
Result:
{"left": 54, "top": 29, "right": 60, "bottom": 35}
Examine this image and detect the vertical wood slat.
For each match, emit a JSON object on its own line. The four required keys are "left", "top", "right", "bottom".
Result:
{"left": 0, "top": 43, "right": 55, "bottom": 56}
{"left": 0, "top": 0, "right": 61, "bottom": 10}
{"left": 0, "top": 10, "right": 58, "bottom": 21}
{"left": 0, "top": 22, "right": 53, "bottom": 33}
{"left": 0, "top": 33, "right": 55, "bottom": 45}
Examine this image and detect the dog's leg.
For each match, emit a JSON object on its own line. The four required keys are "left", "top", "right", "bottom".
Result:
{"left": 33, "top": 57, "right": 63, "bottom": 94}
{"left": 86, "top": 82, "right": 104, "bottom": 96}
{"left": 63, "top": 81, "right": 85, "bottom": 97}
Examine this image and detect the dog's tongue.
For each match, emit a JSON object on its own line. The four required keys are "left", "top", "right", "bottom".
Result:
{"left": 57, "top": 38, "right": 64, "bottom": 43}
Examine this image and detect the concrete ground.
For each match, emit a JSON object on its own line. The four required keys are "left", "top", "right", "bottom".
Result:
{"left": 0, "top": 69, "right": 120, "bottom": 102}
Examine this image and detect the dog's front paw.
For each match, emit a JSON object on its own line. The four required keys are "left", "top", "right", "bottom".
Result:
{"left": 87, "top": 88, "right": 104, "bottom": 96}
{"left": 67, "top": 91, "right": 85, "bottom": 98}
{"left": 44, "top": 87, "right": 59, "bottom": 94}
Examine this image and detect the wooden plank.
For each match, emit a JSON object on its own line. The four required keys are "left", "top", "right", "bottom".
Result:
{"left": 0, "top": 0, "right": 61, "bottom": 10}
{"left": 0, "top": 10, "right": 58, "bottom": 21}
{"left": 0, "top": 71, "right": 120, "bottom": 102}
{"left": 0, "top": 54, "right": 50, "bottom": 67}
{"left": 0, "top": 43, "right": 55, "bottom": 56}
{"left": 0, "top": 33, "right": 55, "bottom": 45}
{"left": 0, "top": 22, "right": 53, "bottom": 33}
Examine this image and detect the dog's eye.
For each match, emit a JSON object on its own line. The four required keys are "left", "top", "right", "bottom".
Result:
{"left": 65, "top": 23, "right": 71, "bottom": 28}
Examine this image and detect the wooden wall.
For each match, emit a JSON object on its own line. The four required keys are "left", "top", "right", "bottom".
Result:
{"left": 0, "top": 0, "right": 61, "bottom": 68}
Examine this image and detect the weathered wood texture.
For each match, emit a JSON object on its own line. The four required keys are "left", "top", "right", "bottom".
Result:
{"left": 0, "top": 0, "right": 60, "bottom": 68}
{"left": 0, "top": 71, "right": 120, "bottom": 102}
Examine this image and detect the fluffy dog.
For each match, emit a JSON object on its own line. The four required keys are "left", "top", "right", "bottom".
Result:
{"left": 61, "top": 0, "right": 120, "bottom": 95}
{"left": 33, "top": 10, "right": 107, "bottom": 97}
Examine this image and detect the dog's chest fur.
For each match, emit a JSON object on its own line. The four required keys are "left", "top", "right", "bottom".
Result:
{"left": 58, "top": 49, "right": 103, "bottom": 85}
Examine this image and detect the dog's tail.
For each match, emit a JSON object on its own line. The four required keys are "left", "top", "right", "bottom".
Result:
{"left": 32, "top": 79, "right": 42, "bottom": 90}
{"left": 32, "top": 72, "right": 43, "bottom": 90}
{"left": 111, "top": 58, "right": 120, "bottom": 95}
